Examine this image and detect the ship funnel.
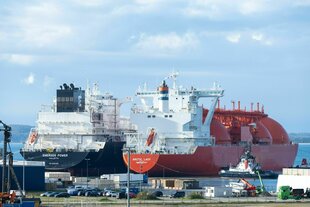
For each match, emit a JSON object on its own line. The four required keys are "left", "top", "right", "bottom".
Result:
{"left": 158, "top": 80, "right": 169, "bottom": 113}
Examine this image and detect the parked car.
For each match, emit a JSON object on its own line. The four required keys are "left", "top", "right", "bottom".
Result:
{"left": 90, "top": 188, "right": 104, "bottom": 196}
{"left": 67, "top": 188, "right": 84, "bottom": 196}
{"left": 105, "top": 190, "right": 117, "bottom": 197}
{"left": 77, "top": 188, "right": 102, "bottom": 196}
{"left": 151, "top": 191, "right": 163, "bottom": 197}
{"left": 116, "top": 192, "right": 126, "bottom": 199}
{"left": 129, "top": 187, "right": 139, "bottom": 195}
{"left": 47, "top": 192, "right": 59, "bottom": 197}
{"left": 40, "top": 192, "right": 54, "bottom": 197}
{"left": 111, "top": 191, "right": 118, "bottom": 197}
{"left": 116, "top": 191, "right": 137, "bottom": 199}
{"left": 55, "top": 192, "right": 70, "bottom": 198}
{"left": 120, "top": 188, "right": 140, "bottom": 195}
{"left": 127, "top": 192, "right": 137, "bottom": 198}
{"left": 85, "top": 190, "right": 99, "bottom": 197}
{"left": 169, "top": 191, "right": 185, "bottom": 198}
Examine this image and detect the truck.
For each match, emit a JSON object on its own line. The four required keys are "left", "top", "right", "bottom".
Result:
{"left": 278, "top": 186, "right": 303, "bottom": 200}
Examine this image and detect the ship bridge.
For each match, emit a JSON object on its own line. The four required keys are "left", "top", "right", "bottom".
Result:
{"left": 128, "top": 72, "right": 225, "bottom": 154}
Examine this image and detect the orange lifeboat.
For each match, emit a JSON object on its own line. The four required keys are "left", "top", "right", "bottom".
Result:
{"left": 28, "top": 131, "right": 38, "bottom": 145}
{"left": 146, "top": 129, "right": 156, "bottom": 146}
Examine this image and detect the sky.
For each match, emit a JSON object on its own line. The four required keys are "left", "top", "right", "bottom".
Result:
{"left": 0, "top": 0, "right": 309, "bottom": 133}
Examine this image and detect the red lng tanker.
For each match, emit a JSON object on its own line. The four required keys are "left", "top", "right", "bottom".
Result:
{"left": 123, "top": 72, "right": 298, "bottom": 177}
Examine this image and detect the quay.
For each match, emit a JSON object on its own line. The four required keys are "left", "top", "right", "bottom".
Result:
{"left": 34, "top": 194, "right": 310, "bottom": 207}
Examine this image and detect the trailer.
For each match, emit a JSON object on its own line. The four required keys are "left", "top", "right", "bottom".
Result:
{"left": 204, "top": 186, "right": 232, "bottom": 198}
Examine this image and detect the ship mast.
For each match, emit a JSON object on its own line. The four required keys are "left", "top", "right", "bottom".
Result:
{"left": 165, "top": 71, "right": 179, "bottom": 89}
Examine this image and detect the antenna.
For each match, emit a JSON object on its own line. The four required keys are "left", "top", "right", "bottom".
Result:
{"left": 165, "top": 71, "right": 179, "bottom": 89}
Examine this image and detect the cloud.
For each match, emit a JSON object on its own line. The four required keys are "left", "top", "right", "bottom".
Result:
{"left": 10, "top": 54, "right": 34, "bottom": 65}
{"left": 22, "top": 25, "right": 72, "bottom": 48}
{"left": 182, "top": 1, "right": 224, "bottom": 19}
{"left": 238, "top": 1, "right": 266, "bottom": 15}
{"left": 0, "top": 54, "right": 34, "bottom": 65}
{"left": 4, "top": 2, "right": 72, "bottom": 48}
{"left": 111, "top": 2, "right": 161, "bottom": 16}
{"left": 23, "top": 73, "right": 35, "bottom": 85}
{"left": 134, "top": 32, "right": 199, "bottom": 52}
{"left": 221, "top": 30, "right": 273, "bottom": 46}
{"left": 251, "top": 33, "right": 263, "bottom": 41}
{"left": 293, "top": 0, "right": 310, "bottom": 6}
{"left": 251, "top": 32, "right": 273, "bottom": 45}
{"left": 71, "top": 0, "right": 108, "bottom": 7}
{"left": 134, "top": 0, "right": 162, "bottom": 5}
{"left": 226, "top": 33, "right": 241, "bottom": 43}
{"left": 182, "top": 0, "right": 299, "bottom": 19}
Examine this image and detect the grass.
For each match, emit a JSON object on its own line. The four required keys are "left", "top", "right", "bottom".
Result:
{"left": 135, "top": 191, "right": 159, "bottom": 200}
{"left": 187, "top": 192, "right": 205, "bottom": 199}
{"left": 99, "top": 197, "right": 112, "bottom": 202}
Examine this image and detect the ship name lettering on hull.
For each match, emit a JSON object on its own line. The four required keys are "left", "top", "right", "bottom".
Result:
{"left": 133, "top": 157, "right": 151, "bottom": 164}
{"left": 43, "top": 154, "right": 69, "bottom": 157}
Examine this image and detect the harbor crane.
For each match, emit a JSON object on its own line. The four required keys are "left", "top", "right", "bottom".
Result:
{"left": 0, "top": 120, "right": 24, "bottom": 205}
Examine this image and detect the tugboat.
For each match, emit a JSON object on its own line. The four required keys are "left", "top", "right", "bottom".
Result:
{"left": 219, "top": 149, "right": 278, "bottom": 179}
{"left": 296, "top": 158, "right": 310, "bottom": 168}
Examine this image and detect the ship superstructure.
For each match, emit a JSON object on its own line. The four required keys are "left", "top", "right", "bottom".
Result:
{"left": 127, "top": 72, "right": 224, "bottom": 154}
{"left": 21, "top": 83, "right": 133, "bottom": 176}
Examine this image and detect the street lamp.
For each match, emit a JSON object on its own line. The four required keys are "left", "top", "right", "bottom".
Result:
{"left": 85, "top": 158, "right": 90, "bottom": 188}
{"left": 122, "top": 146, "right": 134, "bottom": 207}
{"left": 23, "top": 142, "right": 25, "bottom": 193}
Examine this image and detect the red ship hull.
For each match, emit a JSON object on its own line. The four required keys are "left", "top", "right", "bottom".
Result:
{"left": 123, "top": 105, "right": 298, "bottom": 177}
{"left": 124, "top": 144, "right": 298, "bottom": 177}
